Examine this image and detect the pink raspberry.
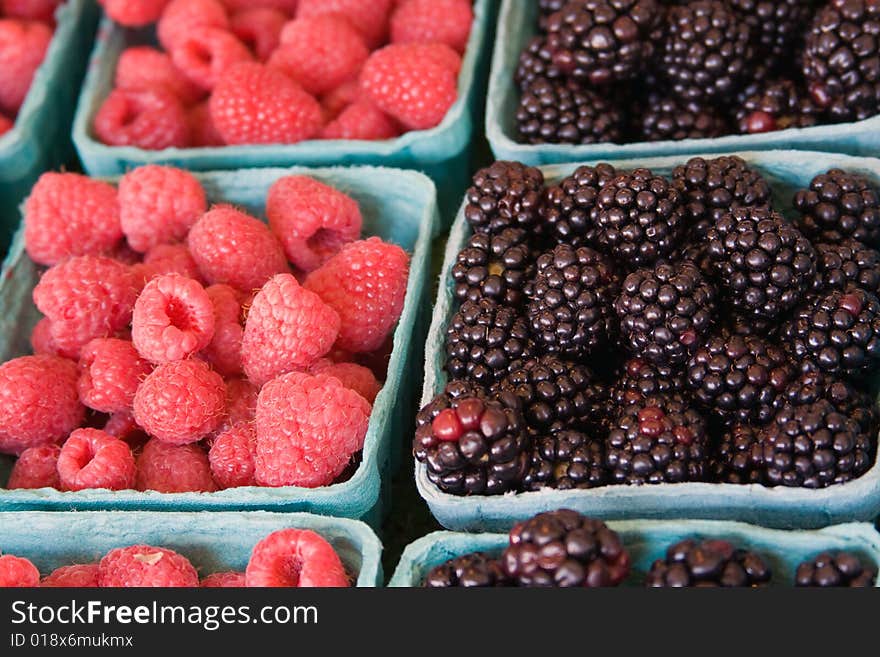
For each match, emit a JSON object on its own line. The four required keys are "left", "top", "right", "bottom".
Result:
{"left": 209, "top": 61, "right": 323, "bottom": 145}
{"left": 0, "top": 355, "right": 83, "bottom": 455}
{"left": 118, "top": 165, "right": 207, "bottom": 254}
{"left": 170, "top": 27, "right": 253, "bottom": 93}
{"left": 321, "top": 79, "right": 360, "bottom": 121}
{"left": 188, "top": 205, "right": 289, "bottom": 292}
{"left": 98, "top": 545, "right": 199, "bottom": 587}
{"left": 208, "top": 422, "right": 256, "bottom": 488}
{"left": 266, "top": 175, "right": 362, "bottom": 272}
{"left": 321, "top": 100, "right": 400, "bottom": 141}
{"left": 0, "top": 555, "right": 40, "bottom": 587}
{"left": 220, "top": 0, "right": 296, "bottom": 12}
{"left": 310, "top": 359, "right": 380, "bottom": 404}
{"left": 57, "top": 428, "right": 137, "bottom": 491}
{"left": 132, "top": 273, "right": 215, "bottom": 363}
{"left": 241, "top": 274, "right": 340, "bottom": 387}
{"left": 24, "top": 173, "right": 122, "bottom": 267}
{"left": 360, "top": 43, "right": 458, "bottom": 130}
{"left": 245, "top": 528, "right": 349, "bottom": 587}
{"left": 33, "top": 255, "right": 137, "bottom": 358}
{"left": 304, "top": 237, "right": 409, "bottom": 353}
{"left": 102, "top": 411, "right": 149, "bottom": 450}
{"left": 230, "top": 7, "right": 285, "bottom": 61}
{"left": 133, "top": 359, "right": 226, "bottom": 444}
{"left": 99, "top": 0, "right": 170, "bottom": 26}
{"left": 7, "top": 444, "right": 61, "bottom": 489}
{"left": 201, "top": 571, "right": 246, "bottom": 587}
{"left": 78, "top": 338, "right": 153, "bottom": 414}
{"left": 41, "top": 564, "right": 100, "bottom": 587}
{"left": 254, "top": 372, "right": 370, "bottom": 487}
{"left": 115, "top": 46, "right": 204, "bottom": 106}
{"left": 201, "top": 283, "right": 244, "bottom": 376}
{"left": 136, "top": 438, "right": 217, "bottom": 492}
{"left": 0, "top": 19, "right": 52, "bottom": 115}
{"left": 94, "top": 87, "right": 191, "bottom": 151}
{"left": 400, "top": 41, "right": 464, "bottom": 75}
{"left": 30, "top": 317, "right": 60, "bottom": 356}
{"left": 133, "top": 243, "right": 203, "bottom": 290}
{"left": 1, "top": 0, "right": 62, "bottom": 22}
{"left": 157, "top": 0, "right": 229, "bottom": 51}
{"left": 296, "top": 0, "right": 392, "bottom": 49}
{"left": 0, "top": 113, "right": 12, "bottom": 136}
{"left": 209, "top": 377, "right": 257, "bottom": 440}
{"left": 391, "top": 0, "right": 473, "bottom": 53}
{"left": 187, "top": 100, "right": 224, "bottom": 147}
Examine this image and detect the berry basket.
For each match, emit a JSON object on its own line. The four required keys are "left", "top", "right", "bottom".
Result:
{"left": 70, "top": 0, "right": 496, "bottom": 220}
{"left": 0, "top": 165, "right": 436, "bottom": 520}
{"left": 418, "top": 150, "right": 880, "bottom": 532}
{"left": 388, "top": 519, "right": 880, "bottom": 587}
{"left": 486, "top": 1, "right": 880, "bottom": 167}
{"left": 0, "top": 510, "right": 383, "bottom": 586}
{"left": 0, "top": 0, "right": 99, "bottom": 255}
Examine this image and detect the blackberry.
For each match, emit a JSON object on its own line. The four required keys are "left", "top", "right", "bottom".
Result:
{"left": 610, "top": 357, "right": 687, "bottom": 407}
{"left": 724, "top": 312, "right": 776, "bottom": 338}
{"left": 614, "top": 261, "right": 716, "bottom": 367}
{"left": 706, "top": 205, "right": 817, "bottom": 321}
{"left": 814, "top": 241, "right": 880, "bottom": 296}
{"left": 526, "top": 244, "right": 620, "bottom": 357}
{"left": 712, "top": 422, "right": 764, "bottom": 484}
{"left": 730, "top": 0, "right": 816, "bottom": 69}
{"left": 515, "top": 36, "right": 566, "bottom": 90}
{"left": 782, "top": 370, "right": 879, "bottom": 438}
{"left": 541, "top": 163, "right": 618, "bottom": 247}
{"left": 539, "top": 0, "right": 568, "bottom": 31}
{"left": 464, "top": 161, "right": 545, "bottom": 236}
{"left": 645, "top": 539, "right": 772, "bottom": 587}
{"left": 414, "top": 395, "right": 529, "bottom": 495}
{"left": 523, "top": 429, "right": 607, "bottom": 490}
{"left": 795, "top": 552, "right": 878, "bottom": 587}
{"left": 502, "top": 509, "right": 631, "bottom": 587}
{"left": 424, "top": 553, "right": 511, "bottom": 587}
{"left": 636, "top": 93, "right": 727, "bottom": 142}
{"left": 516, "top": 78, "right": 625, "bottom": 145}
{"left": 793, "top": 169, "right": 880, "bottom": 248}
{"left": 735, "top": 78, "right": 822, "bottom": 134}
{"left": 444, "top": 298, "right": 532, "bottom": 388}
{"left": 606, "top": 393, "right": 709, "bottom": 485}
{"left": 592, "top": 168, "right": 686, "bottom": 266}
{"left": 415, "top": 380, "right": 485, "bottom": 432}
{"left": 659, "top": 0, "right": 754, "bottom": 102}
{"left": 451, "top": 228, "right": 535, "bottom": 307}
{"left": 802, "top": 0, "right": 880, "bottom": 122}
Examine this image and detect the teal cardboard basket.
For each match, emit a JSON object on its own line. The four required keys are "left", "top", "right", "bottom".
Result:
{"left": 0, "top": 165, "right": 437, "bottom": 521}
{"left": 389, "top": 520, "right": 880, "bottom": 587}
{"left": 71, "top": 0, "right": 497, "bottom": 221}
{"left": 0, "top": 511, "right": 383, "bottom": 586}
{"left": 417, "top": 150, "right": 880, "bottom": 532}
{"left": 486, "top": 0, "right": 880, "bottom": 166}
{"left": 0, "top": 0, "right": 99, "bottom": 255}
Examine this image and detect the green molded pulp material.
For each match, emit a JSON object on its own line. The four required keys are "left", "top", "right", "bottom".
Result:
{"left": 0, "top": 511, "right": 383, "bottom": 586}
{"left": 389, "top": 520, "right": 880, "bottom": 587}
{"left": 0, "top": 165, "right": 437, "bottom": 520}
{"left": 72, "top": 0, "right": 497, "bottom": 221}
{"left": 0, "top": 0, "right": 99, "bottom": 255}
{"left": 486, "top": 0, "right": 880, "bottom": 166}
{"left": 417, "top": 150, "right": 880, "bottom": 532}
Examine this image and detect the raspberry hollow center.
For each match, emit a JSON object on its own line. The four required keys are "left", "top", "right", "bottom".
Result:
{"left": 165, "top": 299, "right": 194, "bottom": 333}
{"left": 280, "top": 557, "right": 303, "bottom": 587}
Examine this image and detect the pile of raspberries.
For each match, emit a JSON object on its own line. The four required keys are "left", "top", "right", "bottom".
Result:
{"left": 0, "top": 164, "right": 410, "bottom": 494}
{"left": 92, "top": 0, "right": 474, "bottom": 149}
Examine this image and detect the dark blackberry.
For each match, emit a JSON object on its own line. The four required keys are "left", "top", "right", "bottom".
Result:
{"left": 539, "top": 0, "right": 568, "bottom": 30}
{"left": 606, "top": 393, "right": 709, "bottom": 485}
{"left": 541, "top": 163, "right": 618, "bottom": 247}
{"left": 734, "top": 78, "right": 822, "bottom": 134}
{"left": 793, "top": 169, "right": 880, "bottom": 248}
{"left": 795, "top": 552, "right": 878, "bottom": 587}
{"left": 706, "top": 205, "right": 817, "bottom": 321}
{"left": 814, "top": 241, "right": 880, "bottom": 296}
{"left": 444, "top": 298, "right": 532, "bottom": 388}
{"left": 614, "top": 260, "right": 716, "bottom": 367}
{"left": 782, "top": 370, "right": 879, "bottom": 438}
{"left": 730, "top": 0, "right": 816, "bottom": 70}
{"left": 802, "top": 0, "right": 880, "bottom": 122}
{"left": 610, "top": 357, "right": 687, "bottom": 407}
{"left": 523, "top": 429, "right": 607, "bottom": 490}
{"left": 515, "top": 36, "right": 566, "bottom": 90}
{"left": 424, "top": 553, "right": 511, "bottom": 587}
{"left": 712, "top": 422, "right": 764, "bottom": 484}
{"left": 464, "top": 161, "right": 545, "bottom": 236}
{"left": 526, "top": 244, "right": 620, "bottom": 358}
{"left": 502, "top": 509, "right": 631, "bottom": 587}
{"left": 516, "top": 78, "right": 625, "bottom": 145}
{"left": 636, "top": 93, "right": 727, "bottom": 142}
{"left": 414, "top": 395, "right": 529, "bottom": 495}
{"left": 415, "top": 380, "right": 484, "bottom": 432}
{"left": 451, "top": 228, "right": 535, "bottom": 307}
{"left": 645, "top": 539, "right": 772, "bottom": 587}
{"left": 659, "top": 0, "right": 754, "bottom": 102}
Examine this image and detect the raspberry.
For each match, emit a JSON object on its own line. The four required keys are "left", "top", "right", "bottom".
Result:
{"left": 321, "top": 79, "right": 360, "bottom": 121}
{"left": 6, "top": 444, "right": 61, "bottom": 489}
{"left": 201, "top": 571, "right": 246, "bottom": 587}
{"left": 24, "top": 173, "right": 122, "bottom": 267}
{"left": 208, "top": 422, "right": 256, "bottom": 488}
{"left": 310, "top": 359, "right": 381, "bottom": 404}
{"left": 304, "top": 237, "right": 409, "bottom": 353}
{"left": 220, "top": 0, "right": 297, "bottom": 11}
{"left": 99, "top": 0, "right": 170, "bottom": 26}
{"left": 0, "top": 19, "right": 52, "bottom": 115}
{"left": 115, "top": 46, "right": 204, "bottom": 106}
{"left": 93, "top": 87, "right": 191, "bottom": 151}
{"left": 390, "top": 0, "right": 473, "bottom": 53}
{"left": 296, "top": 0, "right": 392, "bottom": 49}
{"left": 1, "top": 0, "right": 62, "bottom": 21}
{"left": 201, "top": 283, "right": 244, "bottom": 376}
{"left": 30, "top": 317, "right": 60, "bottom": 356}
{"left": 241, "top": 274, "right": 340, "bottom": 387}
{"left": 0, "top": 555, "right": 39, "bottom": 587}
{"left": 170, "top": 27, "right": 253, "bottom": 93}
{"left": 78, "top": 338, "right": 153, "bottom": 414}
{"left": 404, "top": 42, "right": 463, "bottom": 75}
{"left": 360, "top": 43, "right": 459, "bottom": 130}
{"left": 98, "top": 545, "right": 199, "bottom": 587}
{"left": 230, "top": 7, "right": 286, "bottom": 61}
{"left": 57, "top": 428, "right": 137, "bottom": 491}
{"left": 133, "top": 359, "right": 226, "bottom": 445}
{"left": 265, "top": 175, "right": 363, "bottom": 272}
{"left": 209, "top": 62, "right": 323, "bottom": 145}
{"left": 135, "top": 438, "right": 217, "bottom": 492}
{"left": 33, "top": 255, "right": 136, "bottom": 358}
{"left": 254, "top": 372, "right": 370, "bottom": 487}
{"left": 0, "top": 356, "right": 83, "bottom": 455}
{"left": 0, "top": 113, "right": 12, "bottom": 136}
{"left": 133, "top": 243, "right": 203, "bottom": 289}
{"left": 321, "top": 100, "right": 401, "bottom": 141}
{"left": 245, "top": 528, "right": 350, "bottom": 587}
{"left": 187, "top": 100, "right": 224, "bottom": 147}
{"left": 211, "top": 377, "right": 258, "bottom": 438}
{"left": 157, "top": 0, "right": 229, "bottom": 51}
{"left": 132, "top": 274, "right": 215, "bottom": 364}
{"left": 102, "top": 410, "right": 149, "bottom": 450}
{"left": 41, "top": 564, "right": 100, "bottom": 588}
